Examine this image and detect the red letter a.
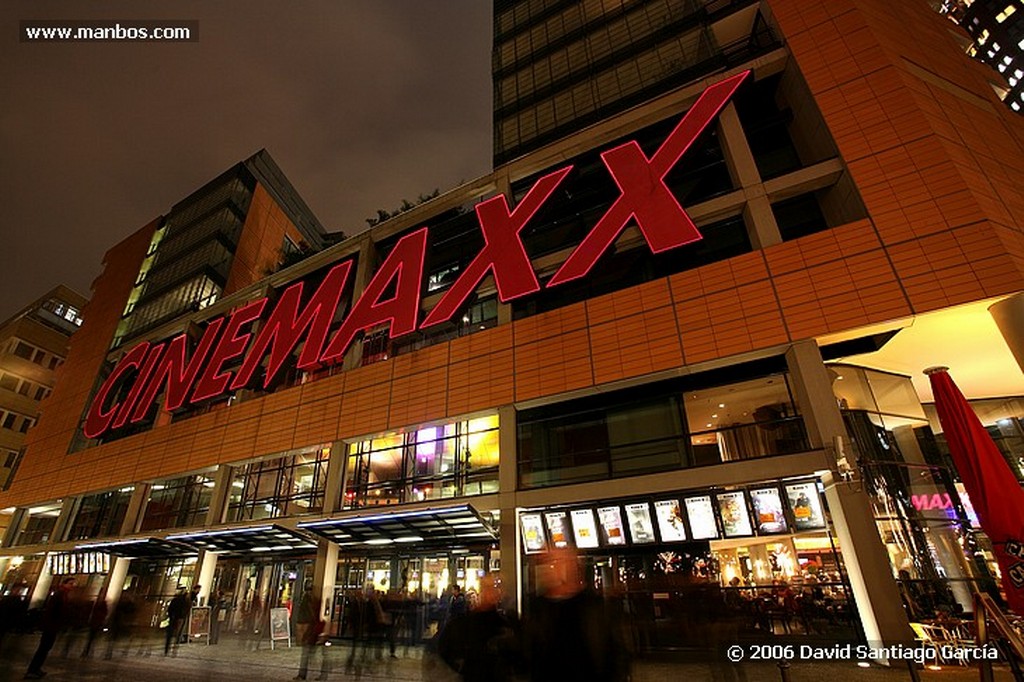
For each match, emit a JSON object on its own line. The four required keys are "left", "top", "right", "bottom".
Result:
{"left": 319, "top": 228, "right": 428, "bottom": 365}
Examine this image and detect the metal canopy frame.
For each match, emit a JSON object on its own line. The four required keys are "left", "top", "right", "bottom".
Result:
{"left": 297, "top": 504, "right": 497, "bottom": 548}
{"left": 165, "top": 524, "right": 317, "bottom": 554}
{"left": 74, "top": 537, "right": 198, "bottom": 559}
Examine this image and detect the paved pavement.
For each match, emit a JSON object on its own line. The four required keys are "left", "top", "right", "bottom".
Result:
{"left": 0, "top": 632, "right": 1020, "bottom": 682}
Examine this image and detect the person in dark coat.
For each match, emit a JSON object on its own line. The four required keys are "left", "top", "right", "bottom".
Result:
{"left": 25, "top": 577, "right": 76, "bottom": 679}
{"left": 524, "top": 548, "right": 630, "bottom": 682}
{"left": 164, "top": 586, "right": 190, "bottom": 656}
{"left": 438, "top": 575, "right": 522, "bottom": 682}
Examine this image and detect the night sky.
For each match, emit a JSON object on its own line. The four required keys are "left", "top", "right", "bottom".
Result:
{"left": 0, "top": 1, "right": 493, "bottom": 322}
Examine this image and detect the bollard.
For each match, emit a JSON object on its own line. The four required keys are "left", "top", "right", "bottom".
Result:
{"left": 905, "top": 660, "right": 921, "bottom": 682}
{"left": 778, "top": 661, "right": 792, "bottom": 682}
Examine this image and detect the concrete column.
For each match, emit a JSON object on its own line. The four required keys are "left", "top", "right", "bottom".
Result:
{"left": 119, "top": 485, "right": 150, "bottom": 536}
{"left": 717, "top": 102, "right": 761, "bottom": 189}
{"left": 102, "top": 556, "right": 131, "bottom": 613}
{"left": 205, "top": 465, "right": 234, "bottom": 526}
{"left": 49, "top": 498, "right": 78, "bottom": 544}
{"left": 322, "top": 441, "right": 348, "bottom": 514}
{"left": 2, "top": 508, "right": 28, "bottom": 547}
{"left": 29, "top": 554, "right": 53, "bottom": 608}
{"left": 195, "top": 550, "right": 218, "bottom": 606}
{"left": 742, "top": 193, "right": 783, "bottom": 250}
{"left": 786, "top": 340, "right": 913, "bottom": 647}
{"left": 496, "top": 406, "right": 520, "bottom": 606}
{"left": 311, "top": 539, "right": 338, "bottom": 620}
{"left": 989, "top": 293, "right": 1024, "bottom": 374}
{"left": 342, "top": 235, "right": 377, "bottom": 371}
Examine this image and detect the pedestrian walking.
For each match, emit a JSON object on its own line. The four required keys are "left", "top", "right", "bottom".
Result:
{"left": 25, "top": 576, "right": 76, "bottom": 679}
{"left": 164, "top": 586, "right": 189, "bottom": 656}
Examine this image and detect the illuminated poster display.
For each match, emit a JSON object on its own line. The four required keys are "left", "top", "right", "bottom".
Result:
{"left": 717, "top": 492, "right": 753, "bottom": 537}
{"left": 597, "top": 506, "right": 626, "bottom": 546}
{"left": 785, "top": 482, "right": 826, "bottom": 530}
{"left": 520, "top": 513, "right": 547, "bottom": 554}
{"left": 654, "top": 499, "right": 687, "bottom": 542}
{"left": 570, "top": 509, "right": 600, "bottom": 549}
{"left": 625, "top": 503, "right": 656, "bottom": 544}
{"left": 750, "top": 487, "right": 789, "bottom": 534}
{"left": 685, "top": 496, "right": 719, "bottom": 540}
{"left": 545, "top": 511, "right": 570, "bottom": 548}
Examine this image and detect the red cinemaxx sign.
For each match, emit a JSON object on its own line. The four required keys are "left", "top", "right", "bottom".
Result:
{"left": 83, "top": 71, "right": 749, "bottom": 439}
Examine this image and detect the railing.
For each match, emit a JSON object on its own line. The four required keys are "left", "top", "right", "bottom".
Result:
{"left": 975, "top": 592, "right": 1024, "bottom": 681}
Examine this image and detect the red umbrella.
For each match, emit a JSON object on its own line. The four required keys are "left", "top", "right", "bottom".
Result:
{"left": 926, "top": 366, "right": 1024, "bottom": 614}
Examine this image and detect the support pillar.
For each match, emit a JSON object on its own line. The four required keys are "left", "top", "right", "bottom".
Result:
{"left": 50, "top": 498, "right": 77, "bottom": 544}
{"left": 989, "top": 293, "right": 1024, "bottom": 375}
{"left": 119, "top": 485, "right": 150, "bottom": 536}
{"left": 194, "top": 551, "right": 217, "bottom": 607}
{"left": 29, "top": 554, "right": 53, "bottom": 608}
{"left": 497, "top": 406, "right": 520, "bottom": 608}
{"left": 205, "top": 465, "right": 234, "bottom": 527}
{"left": 322, "top": 441, "right": 348, "bottom": 514}
{"left": 102, "top": 557, "right": 131, "bottom": 612}
{"left": 786, "top": 340, "right": 913, "bottom": 647}
{"left": 311, "top": 539, "right": 338, "bottom": 620}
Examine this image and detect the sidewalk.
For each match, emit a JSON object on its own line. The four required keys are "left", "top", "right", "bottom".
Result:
{"left": 0, "top": 632, "right": 1019, "bottom": 682}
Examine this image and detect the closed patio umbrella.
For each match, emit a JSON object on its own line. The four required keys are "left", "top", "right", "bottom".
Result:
{"left": 926, "top": 366, "right": 1024, "bottom": 614}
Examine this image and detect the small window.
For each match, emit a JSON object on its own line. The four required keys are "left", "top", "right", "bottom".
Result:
{"left": 18, "top": 418, "right": 33, "bottom": 433}
{"left": 32, "top": 349, "right": 46, "bottom": 365}
{"left": 13, "top": 342, "right": 33, "bottom": 360}
{"left": 35, "top": 386, "right": 48, "bottom": 400}
{"left": 17, "top": 382, "right": 30, "bottom": 396}
{"left": 773, "top": 194, "right": 829, "bottom": 241}
{"left": 48, "top": 357, "right": 61, "bottom": 370}
{"left": 3, "top": 451, "right": 16, "bottom": 468}
{"left": 0, "top": 374, "right": 17, "bottom": 391}
{"left": 2, "top": 413, "right": 16, "bottom": 430}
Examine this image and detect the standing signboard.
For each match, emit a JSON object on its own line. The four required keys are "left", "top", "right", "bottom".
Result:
{"left": 269, "top": 607, "right": 291, "bottom": 649}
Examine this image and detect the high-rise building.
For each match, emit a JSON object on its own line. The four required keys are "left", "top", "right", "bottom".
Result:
{"left": 937, "top": 0, "right": 1024, "bottom": 113}
{"left": 1, "top": 0, "right": 1023, "bottom": 656}
{"left": 0, "top": 286, "right": 86, "bottom": 493}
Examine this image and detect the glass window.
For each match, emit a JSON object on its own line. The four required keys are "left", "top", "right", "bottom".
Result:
{"left": 139, "top": 473, "right": 216, "bottom": 531}
{"left": 343, "top": 414, "right": 499, "bottom": 509}
{"left": 13, "top": 342, "right": 33, "bottom": 360}
{"left": 518, "top": 363, "right": 808, "bottom": 489}
{"left": 12, "top": 504, "right": 62, "bottom": 546}
{"left": 66, "top": 488, "right": 134, "bottom": 540}
{"left": 0, "top": 374, "right": 17, "bottom": 391}
{"left": 227, "top": 446, "right": 330, "bottom": 521}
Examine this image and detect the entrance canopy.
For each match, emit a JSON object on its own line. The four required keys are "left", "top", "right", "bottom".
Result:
{"left": 165, "top": 524, "right": 317, "bottom": 554}
{"left": 75, "top": 537, "right": 197, "bottom": 559}
{"left": 298, "top": 504, "right": 497, "bottom": 549}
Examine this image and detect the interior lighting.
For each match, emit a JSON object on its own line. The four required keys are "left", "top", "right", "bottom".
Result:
{"left": 857, "top": 662, "right": 871, "bottom": 668}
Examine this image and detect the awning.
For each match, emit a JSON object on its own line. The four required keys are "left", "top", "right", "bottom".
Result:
{"left": 298, "top": 504, "right": 497, "bottom": 548}
{"left": 166, "top": 524, "right": 317, "bottom": 554}
{"left": 74, "top": 537, "right": 197, "bottom": 559}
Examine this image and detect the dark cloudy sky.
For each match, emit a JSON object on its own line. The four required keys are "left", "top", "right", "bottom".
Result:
{"left": 0, "top": 1, "right": 493, "bottom": 322}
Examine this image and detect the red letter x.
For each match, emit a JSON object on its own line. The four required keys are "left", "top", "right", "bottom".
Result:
{"left": 547, "top": 70, "right": 749, "bottom": 287}
{"left": 420, "top": 167, "right": 571, "bottom": 328}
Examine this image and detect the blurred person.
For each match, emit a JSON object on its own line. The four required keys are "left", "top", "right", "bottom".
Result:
{"left": 438, "top": 574, "right": 522, "bottom": 682}
{"left": 25, "top": 576, "right": 76, "bottom": 679}
{"left": 80, "top": 592, "right": 109, "bottom": 658}
{"left": 105, "top": 587, "right": 138, "bottom": 659}
{"left": 525, "top": 548, "right": 629, "bottom": 682}
{"left": 164, "top": 586, "right": 189, "bottom": 656}
{"left": 209, "top": 589, "right": 225, "bottom": 645}
{"left": 294, "top": 594, "right": 326, "bottom": 681}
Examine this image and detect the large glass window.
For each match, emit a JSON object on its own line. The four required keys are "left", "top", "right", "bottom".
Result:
{"left": 343, "top": 415, "right": 499, "bottom": 509}
{"left": 139, "top": 473, "right": 216, "bottom": 531}
{"left": 227, "top": 446, "right": 330, "bottom": 521}
{"left": 518, "top": 363, "right": 808, "bottom": 489}
{"left": 12, "top": 503, "right": 62, "bottom": 546}
{"left": 66, "top": 487, "right": 134, "bottom": 541}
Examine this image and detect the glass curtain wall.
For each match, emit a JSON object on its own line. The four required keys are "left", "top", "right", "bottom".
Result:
{"left": 139, "top": 473, "right": 216, "bottom": 531}
{"left": 830, "top": 364, "right": 999, "bottom": 618}
{"left": 227, "top": 446, "right": 330, "bottom": 521}
{"left": 343, "top": 415, "right": 499, "bottom": 508}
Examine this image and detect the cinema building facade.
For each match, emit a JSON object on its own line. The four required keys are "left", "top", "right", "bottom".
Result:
{"left": 3, "top": 0, "right": 1024, "bottom": 651}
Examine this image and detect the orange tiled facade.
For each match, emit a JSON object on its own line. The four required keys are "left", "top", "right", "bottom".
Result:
{"left": 2, "top": 0, "right": 1024, "bottom": 649}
